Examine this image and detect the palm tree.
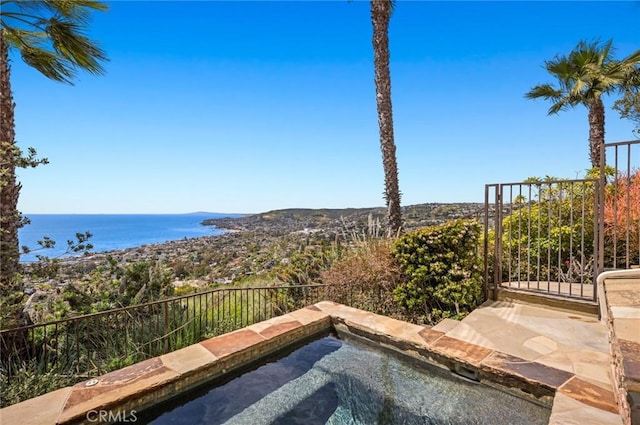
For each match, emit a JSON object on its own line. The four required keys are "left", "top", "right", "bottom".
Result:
{"left": 0, "top": 1, "right": 108, "bottom": 299}
{"left": 371, "top": 0, "right": 401, "bottom": 236}
{"left": 525, "top": 40, "right": 640, "bottom": 168}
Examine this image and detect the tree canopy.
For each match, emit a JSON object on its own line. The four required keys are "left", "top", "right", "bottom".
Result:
{"left": 525, "top": 40, "right": 640, "bottom": 166}
{"left": 0, "top": 0, "right": 108, "bottom": 83}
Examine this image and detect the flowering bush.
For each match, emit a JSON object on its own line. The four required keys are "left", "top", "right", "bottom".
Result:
{"left": 604, "top": 169, "right": 640, "bottom": 267}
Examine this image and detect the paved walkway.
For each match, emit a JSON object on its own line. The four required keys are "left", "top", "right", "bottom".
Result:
{"left": 434, "top": 298, "right": 621, "bottom": 425}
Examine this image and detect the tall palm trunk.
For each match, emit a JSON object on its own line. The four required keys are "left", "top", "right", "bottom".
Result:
{"left": 371, "top": 0, "right": 402, "bottom": 236}
{"left": 588, "top": 97, "right": 605, "bottom": 168}
{"left": 0, "top": 30, "right": 21, "bottom": 296}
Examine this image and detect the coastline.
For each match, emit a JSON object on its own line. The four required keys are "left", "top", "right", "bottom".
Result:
{"left": 18, "top": 213, "right": 233, "bottom": 263}
{"left": 14, "top": 202, "right": 489, "bottom": 327}
{"left": 21, "top": 202, "right": 487, "bottom": 290}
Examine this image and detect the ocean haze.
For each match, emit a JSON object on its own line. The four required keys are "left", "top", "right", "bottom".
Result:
{"left": 18, "top": 213, "right": 241, "bottom": 262}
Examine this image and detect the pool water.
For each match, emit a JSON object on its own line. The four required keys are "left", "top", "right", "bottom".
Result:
{"left": 138, "top": 336, "right": 551, "bottom": 425}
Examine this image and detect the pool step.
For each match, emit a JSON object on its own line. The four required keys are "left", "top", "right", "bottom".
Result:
{"left": 497, "top": 287, "right": 599, "bottom": 317}
{"left": 222, "top": 354, "right": 336, "bottom": 425}
{"left": 431, "top": 318, "right": 461, "bottom": 333}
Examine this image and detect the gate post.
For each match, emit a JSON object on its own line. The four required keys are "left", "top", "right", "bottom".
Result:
{"left": 597, "top": 140, "right": 606, "bottom": 286}
{"left": 484, "top": 185, "right": 491, "bottom": 300}
{"left": 494, "top": 186, "right": 502, "bottom": 300}
{"left": 484, "top": 184, "right": 502, "bottom": 301}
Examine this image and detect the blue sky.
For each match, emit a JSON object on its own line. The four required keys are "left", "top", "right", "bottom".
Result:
{"left": 11, "top": 1, "right": 640, "bottom": 214}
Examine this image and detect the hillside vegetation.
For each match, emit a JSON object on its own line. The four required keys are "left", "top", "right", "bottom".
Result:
{"left": 3, "top": 205, "right": 489, "bottom": 406}
{"left": 202, "top": 202, "right": 484, "bottom": 234}
{"left": 14, "top": 202, "right": 484, "bottom": 325}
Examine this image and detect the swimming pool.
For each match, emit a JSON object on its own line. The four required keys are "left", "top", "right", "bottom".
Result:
{"left": 139, "top": 335, "right": 551, "bottom": 425}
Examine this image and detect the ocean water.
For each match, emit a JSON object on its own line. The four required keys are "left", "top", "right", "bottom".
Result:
{"left": 18, "top": 213, "right": 242, "bottom": 263}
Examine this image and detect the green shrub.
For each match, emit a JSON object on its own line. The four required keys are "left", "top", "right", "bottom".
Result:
{"left": 487, "top": 169, "right": 615, "bottom": 285}
{"left": 174, "top": 285, "right": 197, "bottom": 297}
{"left": 0, "top": 362, "right": 80, "bottom": 408}
{"left": 273, "top": 244, "right": 338, "bottom": 286}
{"left": 119, "top": 260, "right": 174, "bottom": 304}
{"left": 499, "top": 177, "right": 597, "bottom": 283}
{"left": 392, "top": 219, "right": 484, "bottom": 324}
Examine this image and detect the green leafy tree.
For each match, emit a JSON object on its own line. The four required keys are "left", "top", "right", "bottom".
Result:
{"left": 0, "top": 1, "right": 108, "bottom": 302}
{"left": 118, "top": 261, "right": 174, "bottom": 305}
{"left": 525, "top": 40, "right": 640, "bottom": 167}
{"left": 371, "top": 0, "right": 402, "bottom": 236}
{"left": 274, "top": 244, "right": 337, "bottom": 286}
{"left": 22, "top": 231, "right": 94, "bottom": 280}
{"left": 613, "top": 68, "right": 640, "bottom": 137}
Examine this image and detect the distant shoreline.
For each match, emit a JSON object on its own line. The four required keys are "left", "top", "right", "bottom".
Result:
{"left": 20, "top": 203, "right": 486, "bottom": 266}
{"left": 18, "top": 213, "right": 235, "bottom": 263}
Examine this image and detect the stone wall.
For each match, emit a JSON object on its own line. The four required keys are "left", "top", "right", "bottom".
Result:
{"left": 599, "top": 270, "right": 640, "bottom": 425}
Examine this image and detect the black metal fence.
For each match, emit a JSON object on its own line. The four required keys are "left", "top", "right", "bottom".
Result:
{"left": 484, "top": 178, "right": 599, "bottom": 301}
{"left": 0, "top": 283, "right": 394, "bottom": 406}
{"left": 484, "top": 139, "right": 639, "bottom": 302}
{"left": 599, "top": 139, "right": 640, "bottom": 270}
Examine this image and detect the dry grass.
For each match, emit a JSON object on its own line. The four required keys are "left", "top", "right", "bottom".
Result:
{"left": 321, "top": 238, "right": 405, "bottom": 318}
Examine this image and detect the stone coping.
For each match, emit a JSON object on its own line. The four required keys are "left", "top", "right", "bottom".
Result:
{"left": 0, "top": 301, "right": 622, "bottom": 425}
{"left": 597, "top": 269, "right": 640, "bottom": 425}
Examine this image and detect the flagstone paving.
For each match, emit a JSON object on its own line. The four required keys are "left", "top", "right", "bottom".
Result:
{"left": 432, "top": 299, "right": 621, "bottom": 424}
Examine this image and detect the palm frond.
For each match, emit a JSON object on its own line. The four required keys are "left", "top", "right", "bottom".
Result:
{"left": 525, "top": 84, "right": 572, "bottom": 114}
{"left": 1, "top": 0, "right": 108, "bottom": 83}
{"left": 525, "top": 84, "right": 562, "bottom": 100}
{"left": 571, "top": 77, "right": 589, "bottom": 97}
{"left": 622, "top": 50, "right": 640, "bottom": 67}
{"left": 527, "top": 39, "right": 638, "bottom": 113}
{"left": 6, "top": 1, "right": 107, "bottom": 22}
{"left": 618, "top": 51, "right": 640, "bottom": 88}
{"left": 548, "top": 99, "right": 570, "bottom": 115}
{"left": 20, "top": 45, "right": 76, "bottom": 82}
{"left": 596, "top": 39, "right": 614, "bottom": 67}
{"left": 623, "top": 66, "right": 640, "bottom": 89}
{"left": 546, "top": 56, "right": 570, "bottom": 77}
{"left": 3, "top": 27, "right": 48, "bottom": 51}
{"left": 571, "top": 48, "right": 598, "bottom": 69}
{"left": 46, "top": 18, "right": 107, "bottom": 76}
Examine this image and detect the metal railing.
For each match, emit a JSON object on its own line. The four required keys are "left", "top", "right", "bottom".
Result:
{"left": 484, "top": 139, "right": 639, "bottom": 302}
{"left": 484, "top": 178, "right": 599, "bottom": 301}
{"left": 599, "top": 139, "right": 639, "bottom": 270}
{"left": 0, "top": 282, "right": 395, "bottom": 406}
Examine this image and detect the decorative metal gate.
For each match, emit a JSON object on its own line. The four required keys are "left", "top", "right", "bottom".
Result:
{"left": 598, "top": 139, "right": 640, "bottom": 272}
{"left": 483, "top": 139, "right": 639, "bottom": 303}
{"left": 484, "top": 178, "right": 600, "bottom": 302}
